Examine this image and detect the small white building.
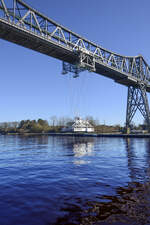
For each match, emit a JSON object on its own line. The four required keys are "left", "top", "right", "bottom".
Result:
{"left": 62, "top": 117, "right": 94, "bottom": 133}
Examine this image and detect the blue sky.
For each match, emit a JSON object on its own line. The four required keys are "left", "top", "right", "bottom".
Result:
{"left": 0, "top": 0, "right": 150, "bottom": 125}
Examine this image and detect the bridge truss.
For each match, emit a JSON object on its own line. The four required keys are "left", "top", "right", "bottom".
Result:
{"left": 0, "top": 0, "right": 150, "bottom": 130}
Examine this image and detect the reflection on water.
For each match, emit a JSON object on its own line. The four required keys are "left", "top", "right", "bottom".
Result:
{"left": 125, "top": 138, "right": 150, "bottom": 182}
{"left": 73, "top": 142, "right": 93, "bottom": 157}
{"left": 73, "top": 139, "right": 94, "bottom": 165}
{"left": 0, "top": 135, "right": 150, "bottom": 225}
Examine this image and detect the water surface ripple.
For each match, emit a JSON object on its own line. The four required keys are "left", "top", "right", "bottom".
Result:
{"left": 0, "top": 135, "right": 150, "bottom": 225}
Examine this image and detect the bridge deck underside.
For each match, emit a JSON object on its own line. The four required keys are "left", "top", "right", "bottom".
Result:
{"left": 95, "top": 64, "right": 150, "bottom": 92}
{"left": 0, "top": 20, "right": 77, "bottom": 64}
{"left": 1, "top": 19, "right": 150, "bottom": 92}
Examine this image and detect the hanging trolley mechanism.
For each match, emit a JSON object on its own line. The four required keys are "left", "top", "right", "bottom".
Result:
{"left": 62, "top": 61, "right": 84, "bottom": 78}
{"left": 62, "top": 49, "right": 96, "bottom": 78}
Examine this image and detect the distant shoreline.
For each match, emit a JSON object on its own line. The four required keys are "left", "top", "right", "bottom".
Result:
{"left": 2, "top": 132, "right": 150, "bottom": 138}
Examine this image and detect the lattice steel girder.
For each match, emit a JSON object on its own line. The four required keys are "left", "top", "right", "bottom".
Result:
{"left": 0, "top": 0, "right": 150, "bottom": 88}
{"left": 78, "top": 50, "right": 96, "bottom": 72}
{"left": 126, "top": 83, "right": 150, "bottom": 128}
{"left": 62, "top": 50, "right": 96, "bottom": 78}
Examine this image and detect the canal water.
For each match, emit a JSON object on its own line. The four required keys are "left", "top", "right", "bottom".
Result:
{"left": 0, "top": 135, "right": 150, "bottom": 225}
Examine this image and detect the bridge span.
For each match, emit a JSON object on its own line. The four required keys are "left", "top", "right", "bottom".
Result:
{"left": 0, "top": 0, "right": 150, "bottom": 131}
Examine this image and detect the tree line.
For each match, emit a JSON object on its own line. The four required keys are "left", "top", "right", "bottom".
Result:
{"left": 0, "top": 116, "right": 145, "bottom": 134}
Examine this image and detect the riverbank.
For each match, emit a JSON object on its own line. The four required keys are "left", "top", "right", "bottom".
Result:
{"left": 48, "top": 132, "right": 150, "bottom": 138}
{"left": 3, "top": 132, "right": 150, "bottom": 138}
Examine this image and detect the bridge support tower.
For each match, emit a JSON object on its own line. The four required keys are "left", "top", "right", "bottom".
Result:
{"left": 126, "top": 83, "right": 150, "bottom": 133}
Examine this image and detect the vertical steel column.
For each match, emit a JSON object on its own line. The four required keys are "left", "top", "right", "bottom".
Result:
{"left": 13, "top": 0, "right": 16, "bottom": 23}
{"left": 126, "top": 84, "right": 150, "bottom": 131}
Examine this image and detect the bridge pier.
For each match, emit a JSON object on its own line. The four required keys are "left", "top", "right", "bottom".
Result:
{"left": 126, "top": 84, "right": 150, "bottom": 133}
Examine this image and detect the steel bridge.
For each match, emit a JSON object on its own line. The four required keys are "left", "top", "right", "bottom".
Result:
{"left": 0, "top": 0, "right": 150, "bottom": 131}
